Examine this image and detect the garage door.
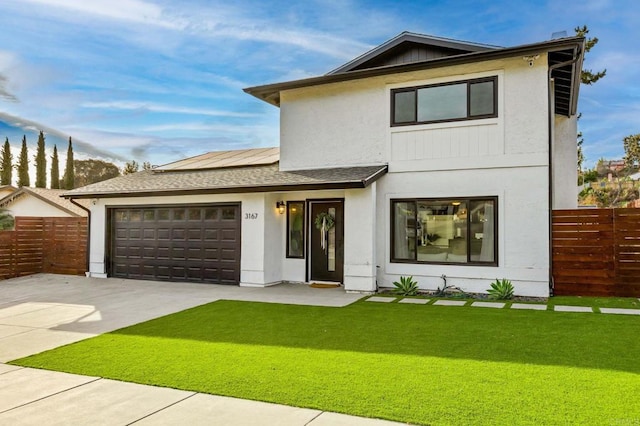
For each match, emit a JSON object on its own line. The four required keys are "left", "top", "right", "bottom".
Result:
{"left": 110, "top": 204, "right": 240, "bottom": 284}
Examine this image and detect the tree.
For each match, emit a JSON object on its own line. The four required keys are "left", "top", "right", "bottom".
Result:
{"left": 34, "top": 130, "right": 47, "bottom": 188}
{"left": 73, "top": 159, "right": 120, "bottom": 187}
{"left": 623, "top": 134, "right": 640, "bottom": 169}
{"left": 62, "top": 137, "right": 75, "bottom": 190}
{"left": 142, "top": 161, "right": 153, "bottom": 171}
{"left": 50, "top": 145, "right": 60, "bottom": 189}
{"left": 122, "top": 160, "right": 139, "bottom": 175}
{"left": 574, "top": 25, "right": 607, "bottom": 85}
{"left": 0, "top": 137, "right": 12, "bottom": 185}
{"left": 16, "top": 135, "right": 30, "bottom": 187}
{"left": 583, "top": 134, "right": 640, "bottom": 207}
{"left": 574, "top": 25, "right": 607, "bottom": 174}
{"left": 0, "top": 208, "right": 14, "bottom": 230}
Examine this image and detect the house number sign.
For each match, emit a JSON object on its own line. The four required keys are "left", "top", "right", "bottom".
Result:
{"left": 244, "top": 213, "right": 258, "bottom": 219}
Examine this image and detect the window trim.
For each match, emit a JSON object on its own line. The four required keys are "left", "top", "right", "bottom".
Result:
{"left": 286, "top": 200, "right": 306, "bottom": 259}
{"left": 390, "top": 196, "right": 498, "bottom": 266}
{"left": 391, "top": 76, "right": 498, "bottom": 127}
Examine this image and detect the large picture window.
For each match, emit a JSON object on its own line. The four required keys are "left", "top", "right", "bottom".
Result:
{"left": 392, "top": 77, "right": 497, "bottom": 126}
{"left": 286, "top": 201, "right": 305, "bottom": 258}
{"left": 391, "top": 197, "right": 497, "bottom": 265}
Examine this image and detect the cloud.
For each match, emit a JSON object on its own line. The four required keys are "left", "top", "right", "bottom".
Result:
{"left": 81, "top": 101, "right": 260, "bottom": 118}
{"left": 0, "top": 112, "right": 126, "bottom": 161}
{"left": 0, "top": 75, "right": 18, "bottom": 102}
{"left": 18, "top": 0, "right": 184, "bottom": 29}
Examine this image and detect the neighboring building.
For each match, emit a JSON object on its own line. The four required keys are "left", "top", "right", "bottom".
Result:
{"left": 0, "top": 187, "right": 88, "bottom": 218}
{"left": 0, "top": 185, "right": 16, "bottom": 199}
{"left": 64, "top": 32, "right": 585, "bottom": 297}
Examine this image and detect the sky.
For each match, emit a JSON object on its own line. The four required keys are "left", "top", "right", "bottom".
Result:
{"left": 0, "top": 0, "right": 638, "bottom": 177}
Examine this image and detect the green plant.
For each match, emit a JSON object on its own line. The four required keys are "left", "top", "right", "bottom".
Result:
{"left": 433, "top": 274, "right": 465, "bottom": 297}
{"left": 0, "top": 208, "right": 14, "bottom": 230}
{"left": 392, "top": 276, "right": 419, "bottom": 296}
{"left": 487, "top": 278, "right": 514, "bottom": 300}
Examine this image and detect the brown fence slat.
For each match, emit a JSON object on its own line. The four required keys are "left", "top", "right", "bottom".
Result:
{"left": 553, "top": 208, "right": 640, "bottom": 297}
{"left": 0, "top": 216, "right": 87, "bottom": 280}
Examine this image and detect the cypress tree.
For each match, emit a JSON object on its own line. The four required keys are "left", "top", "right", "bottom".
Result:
{"left": 35, "top": 130, "right": 47, "bottom": 188}
{"left": 17, "top": 135, "right": 30, "bottom": 187}
{"left": 0, "top": 137, "right": 12, "bottom": 185}
{"left": 50, "top": 145, "right": 60, "bottom": 189}
{"left": 63, "top": 137, "right": 75, "bottom": 190}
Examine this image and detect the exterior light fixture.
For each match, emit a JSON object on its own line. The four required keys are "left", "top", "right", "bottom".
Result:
{"left": 276, "top": 201, "right": 285, "bottom": 214}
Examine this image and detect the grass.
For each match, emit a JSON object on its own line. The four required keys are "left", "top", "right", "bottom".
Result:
{"left": 11, "top": 300, "right": 640, "bottom": 425}
{"left": 549, "top": 295, "right": 640, "bottom": 309}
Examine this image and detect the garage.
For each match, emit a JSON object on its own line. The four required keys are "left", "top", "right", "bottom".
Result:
{"left": 109, "top": 204, "right": 240, "bottom": 284}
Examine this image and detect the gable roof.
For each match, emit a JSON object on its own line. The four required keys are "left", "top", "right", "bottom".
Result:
{"left": 327, "top": 31, "right": 499, "bottom": 75}
{"left": 0, "top": 187, "right": 89, "bottom": 216}
{"left": 244, "top": 32, "right": 585, "bottom": 117}
{"left": 0, "top": 185, "right": 17, "bottom": 192}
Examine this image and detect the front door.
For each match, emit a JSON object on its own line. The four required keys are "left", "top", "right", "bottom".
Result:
{"left": 309, "top": 201, "right": 344, "bottom": 283}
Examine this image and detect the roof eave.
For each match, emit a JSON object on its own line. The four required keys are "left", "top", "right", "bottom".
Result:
{"left": 244, "top": 37, "right": 586, "bottom": 107}
{"left": 63, "top": 166, "right": 389, "bottom": 199}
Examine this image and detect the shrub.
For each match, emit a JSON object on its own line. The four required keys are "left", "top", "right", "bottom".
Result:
{"left": 487, "top": 278, "right": 515, "bottom": 300}
{"left": 393, "top": 276, "right": 419, "bottom": 296}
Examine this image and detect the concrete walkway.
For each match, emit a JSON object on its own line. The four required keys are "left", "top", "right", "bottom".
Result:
{"left": 0, "top": 274, "right": 400, "bottom": 426}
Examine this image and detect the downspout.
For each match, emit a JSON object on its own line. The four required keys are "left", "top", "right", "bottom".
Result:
{"left": 547, "top": 47, "right": 581, "bottom": 296}
{"left": 69, "top": 197, "right": 91, "bottom": 275}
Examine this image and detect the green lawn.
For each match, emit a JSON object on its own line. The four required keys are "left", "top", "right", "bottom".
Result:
{"left": 11, "top": 300, "right": 640, "bottom": 425}
{"left": 549, "top": 295, "right": 640, "bottom": 309}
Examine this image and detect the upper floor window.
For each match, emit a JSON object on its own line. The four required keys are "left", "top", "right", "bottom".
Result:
{"left": 391, "top": 76, "right": 497, "bottom": 126}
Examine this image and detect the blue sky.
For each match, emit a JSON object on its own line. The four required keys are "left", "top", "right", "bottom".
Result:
{"left": 0, "top": 0, "right": 638, "bottom": 173}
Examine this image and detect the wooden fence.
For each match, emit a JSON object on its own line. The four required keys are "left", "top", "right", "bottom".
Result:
{"left": 0, "top": 217, "right": 87, "bottom": 280}
{"left": 552, "top": 208, "right": 640, "bottom": 297}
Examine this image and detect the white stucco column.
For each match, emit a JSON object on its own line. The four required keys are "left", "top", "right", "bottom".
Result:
{"left": 239, "top": 193, "right": 268, "bottom": 286}
{"left": 343, "top": 183, "right": 377, "bottom": 292}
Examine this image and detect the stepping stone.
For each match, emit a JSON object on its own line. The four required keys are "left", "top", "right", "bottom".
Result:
{"left": 433, "top": 300, "right": 466, "bottom": 306}
{"left": 600, "top": 308, "right": 640, "bottom": 315}
{"left": 471, "top": 301, "right": 505, "bottom": 309}
{"left": 554, "top": 305, "right": 593, "bottom": 313}
{"left": 366, "top": 296, "right": 396, "bottom": 303}
{"left": 511, "top": 303, "right": 547, "bottom": 311}
{"left": 398, "top": 298, "right": 430, "bottom": 304}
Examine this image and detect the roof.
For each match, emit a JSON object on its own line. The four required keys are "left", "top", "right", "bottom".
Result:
{"left": 156, "top": 147, "right": 279, "bottom": 171}
{"left": 63, "top": 163, "right": 388, "bottom": 199}
{"left": 327, "top": 32, "right": 500, "bottom": 75}
{"left": 244, "top": 33, "right": 585, "bottom": 117}
{"left": 0, "top": 187, "right": 89, "bottom": 216}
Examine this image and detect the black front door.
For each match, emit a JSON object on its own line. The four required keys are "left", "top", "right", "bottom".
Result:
{"left": 310, "top": 201, "right": 344, "bottom": 282}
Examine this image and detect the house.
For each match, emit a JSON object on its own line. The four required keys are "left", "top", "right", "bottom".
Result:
{"left": 0, "top": 185, "right": 16, "bottom": 199}
{"left": 0, "top": 187, "right": 89, "bottom": 218}
{"left": 63, "top": 32, "right": 585, "bottom": 297}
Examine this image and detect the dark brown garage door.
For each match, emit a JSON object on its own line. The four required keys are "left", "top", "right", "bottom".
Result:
{"left": 110, "top": 204, "right": 240, "bottom": 284}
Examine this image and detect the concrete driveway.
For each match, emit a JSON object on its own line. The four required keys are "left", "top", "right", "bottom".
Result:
{"left": 0, "top": 274, "right": 401, "bottom": 425}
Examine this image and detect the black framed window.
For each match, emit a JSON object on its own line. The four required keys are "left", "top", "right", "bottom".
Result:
{"left": 392, "top": 76, "right": 498, "bottom": 126}
{"left": 286, "top": 201, "right": 305, "bottom": 258}
{"left": 391, "top": 197, "right": 497, "bottom": 266}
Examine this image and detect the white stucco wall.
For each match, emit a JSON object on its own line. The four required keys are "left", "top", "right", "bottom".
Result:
{"left": 86, "top": 188, "right": 378, "bottom": 292}
{"left": 279, "top": 54, "right": 562, "bottom": 297}
{"left": 376, "top": 166, "right": 550, "bottom": 297}
{"left": 7, "top": 196, "right": 76, "bottom": 218}
{"left": 553, "top": 115, "right": 579, "bottom": 209}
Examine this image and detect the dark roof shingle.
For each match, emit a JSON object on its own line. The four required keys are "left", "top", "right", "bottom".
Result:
{"left": 63, "top": 163, "right": 388, "bottom": 199}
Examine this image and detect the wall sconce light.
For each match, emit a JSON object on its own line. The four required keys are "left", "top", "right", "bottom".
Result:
{"left": 276, "top": 201, "right": 285, "bottom": 215}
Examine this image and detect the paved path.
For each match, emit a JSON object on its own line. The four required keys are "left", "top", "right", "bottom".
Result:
{"left": 367, "top": 295, "right": 640, "bottom": 315}
{"left": 0, "top": 274, "right": 401, "bottom": 426}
